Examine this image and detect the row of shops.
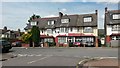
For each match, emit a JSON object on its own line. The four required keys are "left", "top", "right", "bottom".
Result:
{"left": 40, "top": 33, "right": 97, "bottom": 47}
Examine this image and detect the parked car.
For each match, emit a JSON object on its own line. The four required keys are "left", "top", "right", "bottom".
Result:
{"left": 0, "top": 40, "right": 12, "bottom": 52}
{"left": 73, "top": 42, "right": 81, "bottom": 47}
{"left": 73, "top": 40, "right": 82, "bottom": 47}
{"left": 12, "top": 41, "right": 22, "bottom": 47}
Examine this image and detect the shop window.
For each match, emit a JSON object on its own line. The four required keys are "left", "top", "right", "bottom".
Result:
{"left": 44, "top": 38, "right": 53, "bottom": 42}
{"left": 58, "top": 37, "right": 66, "bottom": 43}
{"left": 68, "top": 37, "right": 74, "bottom": 42}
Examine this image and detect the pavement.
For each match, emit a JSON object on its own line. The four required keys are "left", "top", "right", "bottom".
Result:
{"left": 77, "top": 57, "right": 119, "bottom": 68}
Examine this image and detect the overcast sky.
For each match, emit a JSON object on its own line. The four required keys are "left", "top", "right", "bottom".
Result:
{"left": 1, "top": 0, "right": 119, "bottom": 31}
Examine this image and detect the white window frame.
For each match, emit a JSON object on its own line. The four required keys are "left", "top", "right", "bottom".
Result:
{"left": 31, "top": 22, "right": 37, "bottom": 26}
{"left": 48, "top": 20, "right": 55, "bottom": 25}
{"left": 112, "top": 14, "right": 120, "bottom": 20}
{"left": 47, "top": 29, "right": 52, "bottom": 34}
{"left": 112, "top": 25, "right": 120, "bottom": 31}
{"left": 84, "top": 17, "right": 92, "bottom": 22}
{"left": 60, "top": 28, "right": 68, "bottom": 33}
{"left": 58, "top": 37, "right": 66, "bottom": 43}
{"left": 61, "top": 19, "right": 69, "bottom": 23}
{"left": 44, "top": 38, "right": 54, "bottom": 42}
{"left": 83, "top": 27, "right": 93, "bottom": 33}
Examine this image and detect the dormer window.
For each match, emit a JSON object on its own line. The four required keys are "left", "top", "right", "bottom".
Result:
{"left": 61, "top": 19, "right": 69, "bottom": 23}
{"left": 112, "top": 14, "right": 120, "bottom": 20}
{"left": 84, "top": 17, "right": 92, "bottom": 22}
{"left": 31, "top": 21, "right": 38, "bottom": 26}
{"left": 48, "top": 20, "right": 55, "bottom": 25}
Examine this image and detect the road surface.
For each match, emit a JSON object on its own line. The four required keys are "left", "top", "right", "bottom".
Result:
{"left": 1, "top": 47, "right": 118, "bottom": 67}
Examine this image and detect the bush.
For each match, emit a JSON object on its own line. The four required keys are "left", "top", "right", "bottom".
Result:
{"left": 48, "top": 42, "right": 56, "bottom": 47}
{"left": 69, "top": 42, "right": 74, "bottom": 47}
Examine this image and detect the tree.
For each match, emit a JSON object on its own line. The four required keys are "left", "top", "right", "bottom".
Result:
{"left": 24, "top": 14, "right": 40, "bottom": 47}
{"left": 31, "top": 26, "right": 40, "bottom": 47}
{"left": 21, "top": 32, "right": 32, "bottom": 44}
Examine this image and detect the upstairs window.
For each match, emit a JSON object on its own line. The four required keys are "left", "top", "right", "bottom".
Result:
{"left": 60, "top": 28, "right": 68, "bottom": 33}
{"left": 47, "top": 29, "right": 52, "bottom": 34}
{"left": 83, "top": 27, "right": 93, "bottom": 33}
{"left": 48, "top": 20, "right": 55, "bottom": 25}
{"left": 84, "top": 17, "right": 92, "bottom": 22}
{"left": 31, "top": 21, "right": 38, "bottom": 26}
{"left": 112, "top": 14, "right": 120, "bottom": 20}
{"left": 61, "top": 19, "right": 69, "bottom": 23}
{"left": 112, "top": 25, "right": 120, "bottom": 31}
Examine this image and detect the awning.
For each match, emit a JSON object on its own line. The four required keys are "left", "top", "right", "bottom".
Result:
{"left": 57, "top": 34, "right": 67, "bottom": 37}
{"left": 68, "top": 33, "right": 83, "bottom": 36}
{"left": 68, "top": 33, "right": 94, "bottom": 37}
{"left": 40, "top": 35, "right": 54, "bottom": 38}
{"left": 110, "top": 33, "right": 120, "bottom": 36}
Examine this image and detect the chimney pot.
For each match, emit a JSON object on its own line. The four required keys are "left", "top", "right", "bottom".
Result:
{"left": 95, "top": 10, "right": 98, "bottom": 15}
{"left": 59, "top": 12, "right": 63, "bottom": 18}
{"left": 105, "top": 7, "right": 108, "bottom": 12}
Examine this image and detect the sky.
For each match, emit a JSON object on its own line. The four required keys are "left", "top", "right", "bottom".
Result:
{"left": 1, "top": 0, "right": 119, "bottom": 31}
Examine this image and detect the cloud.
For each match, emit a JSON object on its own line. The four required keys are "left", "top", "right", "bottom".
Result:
{"left": 2, "top": 0, "right": 119, "bottom": 3}
{"left": 1, "top": 0, "right": 74, "bottom": 2}
{"left": 82, "top": 0, "right": 120, "bottom": 3}
{"left": 1, "top": 0, "right": 47, "bottom": 2}
{"left": 50, "top": 0, "right": 74, "bottom": 2}
{"left": 44, "top": 15, "right": 58, "bottom": 17}
{"left": 60, "top": 8, "right": 67, "bottom": 12}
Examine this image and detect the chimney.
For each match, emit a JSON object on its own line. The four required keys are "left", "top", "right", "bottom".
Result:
{"left": 105, "top": 7, "right": 108, "bottom": 13}
{"left": 95, "top": 10, "right": 98, "bottom": 15}
{"left": 59, "top": 12, "right": 63, "bottom": 18}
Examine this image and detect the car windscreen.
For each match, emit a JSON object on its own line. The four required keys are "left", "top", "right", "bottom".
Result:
{"left": 0, "top": 40, "right": 10, "bottom": 45}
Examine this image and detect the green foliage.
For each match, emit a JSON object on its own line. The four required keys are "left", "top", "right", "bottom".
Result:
{"left": 31, "top": 26, "right": 40, "bottom": 44}
{"left": 48, "top": 42, "right": 56, "bottom": 47}
{"left": 21, "top": 32, "right": 32, "bottom": 43}
{"left": 69, "top": 42, "right": 74, "bottom": 47}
